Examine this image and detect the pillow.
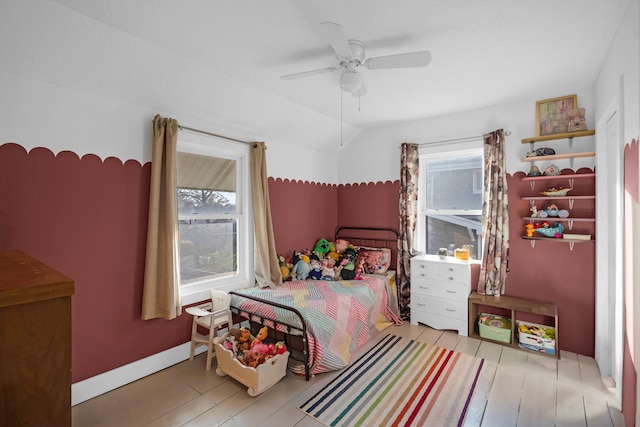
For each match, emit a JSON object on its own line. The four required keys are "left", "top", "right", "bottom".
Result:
{"left": 356, "top": 246, "right": 391, "bottom": 275}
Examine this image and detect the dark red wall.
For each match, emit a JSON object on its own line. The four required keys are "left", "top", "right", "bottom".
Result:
{"left": 338, "top": 181, "right": 400, "bottom": 229}
{"left": 268, "top": 178, "right": 338, "bottom": 257}
{"left": 507, "top": 169, "right": 596, "bottom": 357}
{"left": 0, "top": 141, "right": 599, "bottom": 383}
{"left": 0, "top": 143, "right": 191, "bottom": 382}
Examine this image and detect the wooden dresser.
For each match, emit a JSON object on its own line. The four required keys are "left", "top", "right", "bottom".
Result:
{"left": 410, "top": 254, "right": 480, "bottom": 336}
{"left": 0, "top": 251, "right": 74, "bottom": 426}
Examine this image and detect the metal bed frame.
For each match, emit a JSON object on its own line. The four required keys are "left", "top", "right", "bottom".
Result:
{"left": 229, "top": 226, "right": 399, "bottom": 381}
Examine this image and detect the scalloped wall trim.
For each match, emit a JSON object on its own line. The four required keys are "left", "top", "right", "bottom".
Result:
{"left": 269, "top": 177, "right": 399, "bottom": 187}
{"left": 0, "top": 143, "right": 145, "bottom": 168}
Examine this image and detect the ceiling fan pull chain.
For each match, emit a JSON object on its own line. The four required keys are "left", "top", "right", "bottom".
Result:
{"left": 340, "top": 75, "right": 344, "bottom": 149}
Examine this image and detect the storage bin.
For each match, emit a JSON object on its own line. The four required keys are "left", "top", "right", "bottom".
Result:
{"left": 213, "top": 333, "right": 290, "bottom": 396}
{"left": 478, "top": 313, "right": 512, "bottom": 343}
{"left": 517, "top": 321, "right": 556, "bottom": 355}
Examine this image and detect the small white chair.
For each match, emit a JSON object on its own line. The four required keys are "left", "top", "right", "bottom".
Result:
{"left": 185, "top": 289, "right": 233, "bottom": 370}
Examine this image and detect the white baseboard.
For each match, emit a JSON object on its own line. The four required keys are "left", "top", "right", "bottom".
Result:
{"left": 71, "top": 342, "right": 207, "bottom": 406}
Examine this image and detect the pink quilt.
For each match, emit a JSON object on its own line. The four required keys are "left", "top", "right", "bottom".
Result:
{"left": 231, "top": 275, "right": 402, "bottom": 376}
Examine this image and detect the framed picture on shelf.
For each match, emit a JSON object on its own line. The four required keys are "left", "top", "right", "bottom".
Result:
{"left": 536, "top": 94, "right": 577, "bottom": 136}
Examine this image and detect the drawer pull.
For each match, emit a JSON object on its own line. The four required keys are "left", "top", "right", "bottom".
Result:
{"left": 416, "top": 303, "right": 426, "bottom": 307}
{"left": 448, "top": 277, "right": 454, "bottom": 281}
{"left": 419, "top": 286, "right": 429, "bottom": 290}
{"left": 446, "top": 290, "right": 456, "bottom": 294}
{"left": 445, "top": 308, "right": 456, "bottom": 312}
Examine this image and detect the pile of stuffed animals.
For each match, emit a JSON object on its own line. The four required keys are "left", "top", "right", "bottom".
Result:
{"left": 279, "top": 238, "right": 365, "bottom": 282}
{"left": 223, "top": 326, "right": 288, "bottom": 368}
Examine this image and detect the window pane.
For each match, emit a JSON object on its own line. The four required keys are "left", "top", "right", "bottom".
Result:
{"left": 177, "top": 188, "right": 236, "bottom": 215}
{"left": 425, "top": 215, "right": 482, "bottom": 259}
{"left": 425, "top": 153, "right": 483, "bottom": 210}
{"left": 179, "top": 218, "right": 238, "bottom": 284}
{"left": 177, "top": 150, "right": 241, "bottom": 288}
{"left": 422, "top": 150, "right": 483, "bottom": 259}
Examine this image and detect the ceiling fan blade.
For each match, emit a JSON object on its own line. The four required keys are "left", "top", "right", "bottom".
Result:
{"left": 280, "top": 67, "right": 339, "bottom": 80}
{"left": 364, "top": 51, "right": 432, "bottom": 70}
{"left": 319, "top": 22, "right": 353, "bottom": 59}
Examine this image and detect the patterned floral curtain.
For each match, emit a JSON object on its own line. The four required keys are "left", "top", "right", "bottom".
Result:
{"left": 478, "top": 129, "right": 509, "bottom": 295}
{"left": 398, "top": 143, "right": 419, "bottom": 319}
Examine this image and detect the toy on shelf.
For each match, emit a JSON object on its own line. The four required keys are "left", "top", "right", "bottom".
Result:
{"left": 540, "top": 187, "right": 572, "bottom": 197}
{"left": 535, "top": 221, "right": 564, "bottom": 238}
{"left": 525, "top": 223, "right": 534, "bottom": 237}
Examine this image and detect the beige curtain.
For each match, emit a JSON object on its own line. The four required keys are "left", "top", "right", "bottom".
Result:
{"left": 250, "top": 142, "right": 282, "bottom": 288}
{"left": 478, "top": 129, "right": 510, "bottom": 296}
{"left": 141, "top": 115, "right": 181, "bottom": 320}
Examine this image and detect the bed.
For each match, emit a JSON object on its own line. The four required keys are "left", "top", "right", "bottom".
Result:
{"left": 229, "top": 226, "right": 402, "bottom": 380}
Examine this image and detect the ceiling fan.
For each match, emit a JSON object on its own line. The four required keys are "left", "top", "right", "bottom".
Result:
{"left": 280, "top": 22, "right": 432, "bottom": 97}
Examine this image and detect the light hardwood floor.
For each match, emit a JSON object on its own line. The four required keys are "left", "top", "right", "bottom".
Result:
{"left": 72, "top": 322, "right": 625, "bottom": 427}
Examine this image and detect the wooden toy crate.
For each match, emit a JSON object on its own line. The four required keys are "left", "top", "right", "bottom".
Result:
{"left": 213, "top": 333, "right": 289, "bottom": 396}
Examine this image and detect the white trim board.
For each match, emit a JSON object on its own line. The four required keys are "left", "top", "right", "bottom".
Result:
{"left": 71, "top": 343, "right": 207, "bottom": 406}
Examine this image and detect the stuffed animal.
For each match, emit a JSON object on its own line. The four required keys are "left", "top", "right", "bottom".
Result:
{"left": 229, "top": 327, "right": 253, "bottom": 353}
{"left": 278, "top": 254, "right": 291, "bottom": 281}
{"left": 354, "top": 259, "right": 365, "bottom": 280}
{"left": 340, "top": 247, "right": 358, "bottom": 280}
{"left": 309, "top": 256, "right": 322, "bottom": 280}
{"left": 335, "top": 239, "right": 350, "bottom": 253}
{"left": 321, "top": 258, "right": 337, "bottom": 280}
{"left": 290, "top": 252, "right": 311, "bottom": 280}
{"left": 314, "top": 238, "right": 332, "bottom": 256}
{"left": 272, "top": 341, "right": 288, "bottom": 355}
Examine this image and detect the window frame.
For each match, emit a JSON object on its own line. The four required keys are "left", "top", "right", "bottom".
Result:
{"left": 416, "top": 139, "right": 484, "bottom": 256}
{"left": 177, "top": 134, "right": 254, "bottom": 306}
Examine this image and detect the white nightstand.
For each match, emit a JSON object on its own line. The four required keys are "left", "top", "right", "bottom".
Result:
{"left": 410, "top": 254, "right": 480, "bottom": 336}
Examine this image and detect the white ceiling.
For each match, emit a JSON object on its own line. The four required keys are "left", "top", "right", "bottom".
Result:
{"left": 47, "top": 0, "right": 630, "bottom": 151}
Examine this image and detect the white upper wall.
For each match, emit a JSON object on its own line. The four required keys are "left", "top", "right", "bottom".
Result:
{"left": 338, "top": 92, "right": 597, "bottom": 184}
{"left": 0, "top": 0, "right": 343, "bottom": 183}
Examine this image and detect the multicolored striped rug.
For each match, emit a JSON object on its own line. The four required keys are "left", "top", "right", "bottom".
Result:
{"left": 298, "top": 334, "right": 492, "bottom": 427}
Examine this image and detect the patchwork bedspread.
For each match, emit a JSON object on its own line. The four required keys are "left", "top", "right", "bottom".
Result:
{"left": 230, "top": 275, "right": 403, "bottom": 376}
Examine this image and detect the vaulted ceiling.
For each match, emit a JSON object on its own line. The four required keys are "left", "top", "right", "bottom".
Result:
{"left": 24, "top": 1, "right": 634, "bottom": 152}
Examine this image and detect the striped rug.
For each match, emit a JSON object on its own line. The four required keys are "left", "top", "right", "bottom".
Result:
{"left": 298, "top": 334, "right": 492, "bottom": 427}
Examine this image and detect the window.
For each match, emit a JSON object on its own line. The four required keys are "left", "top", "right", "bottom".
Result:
{"left": 418, "top": 143, "right": 483, "bottom": 260}
{"left": 177, "top": 136, "right": 253, "bottom": 304}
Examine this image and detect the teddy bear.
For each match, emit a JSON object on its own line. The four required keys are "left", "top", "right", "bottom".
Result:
{"left": 228, "top": 327, "right": 253, "bottom": 353}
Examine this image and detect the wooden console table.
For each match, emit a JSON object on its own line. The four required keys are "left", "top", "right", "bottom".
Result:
{"left": 468, "top": 291, "right": 559, "bottom": 359}
{"left": 0, "top": 251, "right": 75, "bottom": 425}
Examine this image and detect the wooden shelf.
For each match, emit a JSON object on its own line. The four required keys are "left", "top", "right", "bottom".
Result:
{"left": 521, "top": 130, "right": 595, "bottom": 144}
{"left": 521, "top": 195, "right": 595, "bottom": 202}
{"left": 522, "top": 217, "right": 594, "bottom": 223}
{"left": 522, "top": 236, "right": 593, "bottom": 243}
{"left": 468, "top": 292, "right": 559, "bottom": 358}
{"left": 521, "top": 173, "right": 595, "bottom": 182}
{"left": 521, "top": 151, "right": 595, "bottom": 162}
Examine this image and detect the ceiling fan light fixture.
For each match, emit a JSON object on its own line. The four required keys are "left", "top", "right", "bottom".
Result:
{"left": 341, "top": 70, "right": 363, "bottom": 93}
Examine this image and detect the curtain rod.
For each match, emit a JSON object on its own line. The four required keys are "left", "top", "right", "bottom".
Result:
{"left": 178, "top": 124, "right": 251, "bottom": 145}
{"left": 418, "top": 130, "right": 512, "bottom": 147}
